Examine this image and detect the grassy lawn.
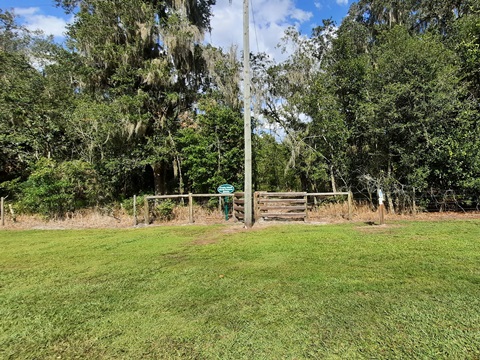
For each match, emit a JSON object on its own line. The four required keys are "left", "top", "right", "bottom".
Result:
{"left": 1, "top": 221, "right": 480, "bottom": 359}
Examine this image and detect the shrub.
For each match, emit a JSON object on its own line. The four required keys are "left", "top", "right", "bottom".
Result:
{"left": 206, "top": 197, "right": 219, "bottom": 212}
{"left": 122, "top": 195, "right": 145, "bottom": 216}
{"left": 154, "top": 200, "right": 175, "bottom": 221}
{"left": 19, "top": 158, "right": 101, "bottom": 218}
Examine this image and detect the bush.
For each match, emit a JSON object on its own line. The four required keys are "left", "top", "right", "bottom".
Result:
{"left": 18, "top": 158, "right": 101, "bottom": 218}
{"left": 206, "top": 197, "right": 219, "bottom": 212}
{"left": 121, "top": 195, "right": 145, "bottom": 216}
{"left": 154, "top": 200, "right": 175, "bottom": 221}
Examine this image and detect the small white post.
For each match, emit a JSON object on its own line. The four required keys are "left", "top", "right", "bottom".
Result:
{"left": 378, "top": 189, "right": 385, "bottom": 225}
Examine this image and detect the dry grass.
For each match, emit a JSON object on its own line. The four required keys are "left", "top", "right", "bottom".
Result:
{"left": 0, "top": 205, "right": 235, "bottom": 230}
{"left": 1, "top": 202, "right": 479, "bottom": 230}
{"left": 1, "top": 210, "right": 134, "bottom": 230}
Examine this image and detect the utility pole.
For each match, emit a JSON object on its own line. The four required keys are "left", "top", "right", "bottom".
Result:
{"left": 243, "top": 0, "right": 253, "bottom": 228}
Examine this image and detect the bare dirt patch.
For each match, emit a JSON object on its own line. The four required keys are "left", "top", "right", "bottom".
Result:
{"left": 189, "top": 224, "right": 248, "bottom": 245}
{"left": 355, "top": 223, "right": 404, "bottom": 233}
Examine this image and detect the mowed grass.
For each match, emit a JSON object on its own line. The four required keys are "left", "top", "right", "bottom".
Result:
{"left": 1, "top": 221, "right": 480, "bottom": 359}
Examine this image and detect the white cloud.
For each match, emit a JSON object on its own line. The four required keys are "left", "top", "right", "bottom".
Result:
{"left": 336, "top": 0, "right": 349, "bottom": 5}
{"left": 14, "top": 7, "right": 71, "bottom": 38}
{"left": 314, "top": 2, "right": 322, "bottom": 10}
{"left": 208, "top": 0, "right": 313, "bottom": 62}
{"left": 12, "top": 7, "right": 40, "bottom": 16}
{"left": 291, "top": 8, "right": 313, "bottom": 23}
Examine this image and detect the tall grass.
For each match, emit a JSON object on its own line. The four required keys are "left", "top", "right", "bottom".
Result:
{"left": 1, "top": 221, "right": 479, "bottom": 359}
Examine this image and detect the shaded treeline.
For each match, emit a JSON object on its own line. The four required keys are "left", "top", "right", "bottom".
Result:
{"left": 0, "top": 0, "right": 479, "bottom": 217}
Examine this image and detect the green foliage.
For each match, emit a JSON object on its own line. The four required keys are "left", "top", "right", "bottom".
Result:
{"left": 121, "top": 194, "right": 146, "bottom": 216}
{"left": 58, "top": 0, "right": 217, "bottom": 196}
{"left": 154, "top": 200, "right": 175, "bottom": 221}
{"left": 254, "top": 133, "right": 298, "bottom": 191}
{"left": 205, "top": 197, "right": 219, "bottom": 211}
{"left": 18, "top": 158, "right": 101, "bottom": 218}
{"left": 178, "top": 99, "right": 244, "bottom": 193}
{"left": 367, "top": 27, "right": 479, "bottom": 192}
{"left": 452, "top": 11, "right": 480, "bottom": 99}
{"left": 0, "top": 13, "right": 74, "bottom": 189}
{"left": 1, "top": 1, "right": 479, "bottom": 211}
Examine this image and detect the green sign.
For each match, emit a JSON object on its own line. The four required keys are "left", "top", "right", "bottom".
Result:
{"left": 217, "top": 184, "right": 235, "bottom": 194}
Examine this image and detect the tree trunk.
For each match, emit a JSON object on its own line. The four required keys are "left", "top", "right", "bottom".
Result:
{"left": 176, "top": 156, "right": 184, "bottom": 195}
{"left": 174, "top": 155, "right": 185, "bottom": 205}
{"left": 152, "top": 162, "right": 166, "bottom": 195}
{"left": 386, "top": 190, "right": 396, "bottom": 214}
{"left": 386, "top": 158, "right": 396, "bottom": 214}
{"left": 330, "top": 165, "right": 337, "bottom": 193}
{"left": 300, "top": 172, "right": 309, "bottom": 192}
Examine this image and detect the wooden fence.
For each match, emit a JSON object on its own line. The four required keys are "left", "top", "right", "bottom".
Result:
{"left": 254, "top": 192, "right": 308, "bottom": 221}
{"left": 252, "top": 192, "right": 353, "bottom": 222}
{"left": 143, "top": 193, "right": 235, "bottom": 225}
{"left": 142, "top": 191, "right": 353, "bottom": 225}
{"left": 233, "top": 192, "right": 245, "bottom": 221}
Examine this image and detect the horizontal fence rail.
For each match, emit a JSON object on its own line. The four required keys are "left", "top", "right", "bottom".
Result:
{"left": 142, "top": 191, "right": 353, "bottom": 225}
{"left": 254, "top": 192, "right": 308, "bottom": 221}
{"left": 233, "top": 193, "right": 245, "bottom": 222}
{"left": 144, "top": 193, "right": 235, "bottom": 225}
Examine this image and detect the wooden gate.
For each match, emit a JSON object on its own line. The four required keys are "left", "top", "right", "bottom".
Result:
{"left": 254, "top": 192, "right": 307, "bottom": 221}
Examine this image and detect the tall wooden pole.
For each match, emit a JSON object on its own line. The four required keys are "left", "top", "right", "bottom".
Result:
{"left": 243, "top": 0, "right": 253, "bottom": 228}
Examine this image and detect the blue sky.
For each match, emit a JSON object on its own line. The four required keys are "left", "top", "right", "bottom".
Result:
{"left": 2, "top": 0, "right": 351, "bottom": 61}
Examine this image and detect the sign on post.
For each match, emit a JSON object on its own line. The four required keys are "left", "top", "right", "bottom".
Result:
{"left": 378, "top": 189, "right": 384, "bottom": 205}
{"left": 217, "top": 184, "right": 235, "bottom": 220}
{"left": 217, "top": 184, "right": 235, "bottom": 194}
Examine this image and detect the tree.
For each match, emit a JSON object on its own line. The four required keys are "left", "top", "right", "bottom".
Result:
{"left": 254, "top": 133, "right": 298, "bottom": 191}
{"left": 251, "top": 21, "right": 346, "bottom": 192}
{"left": 331, "top": 21, "right": 480, "bottom": 211}
{"left": 56, "top": 0, "right": 216, "bottom": 195}
{"left": 178, "top": 98, "right": 244, "bottom": 193}
{"left": 0, "top": 11, "right": 74, "bottom": 197}
{"left": 451, "top": 10, "right": 480, "bottom": 100}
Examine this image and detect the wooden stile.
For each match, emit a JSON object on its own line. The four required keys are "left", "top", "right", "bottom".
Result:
{"left": 254, "top": 192, "right": 307, "bottom": 221}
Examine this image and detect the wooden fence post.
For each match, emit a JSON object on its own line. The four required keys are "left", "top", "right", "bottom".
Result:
{"left": 133, "top": 195, "right": 137, "bottom": 226}
{"left": 379, "top": 204, "right": 385, "bottom": 225}
{"left": 232, "top": 194, "right": 237, "bottom": 222}
{"left": 304, "top": 193, "right": 308, "bottom": 221}
{"left": 412, "top": 187, "right": 416, "bottom": 216}
{"left": 348, "top": 191, "right": 353, "bottom": 221}
{"left": 188, "top": 193, "right": 194, "bottom": 224}
{"left": 8, "top": 204, "right": 16, "bottom": 222}
{"left": 144, "top": 197, "right": 149, "bottom": 225}
{"left": 1, "top": 197, "right": 4, "bottom": 226}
